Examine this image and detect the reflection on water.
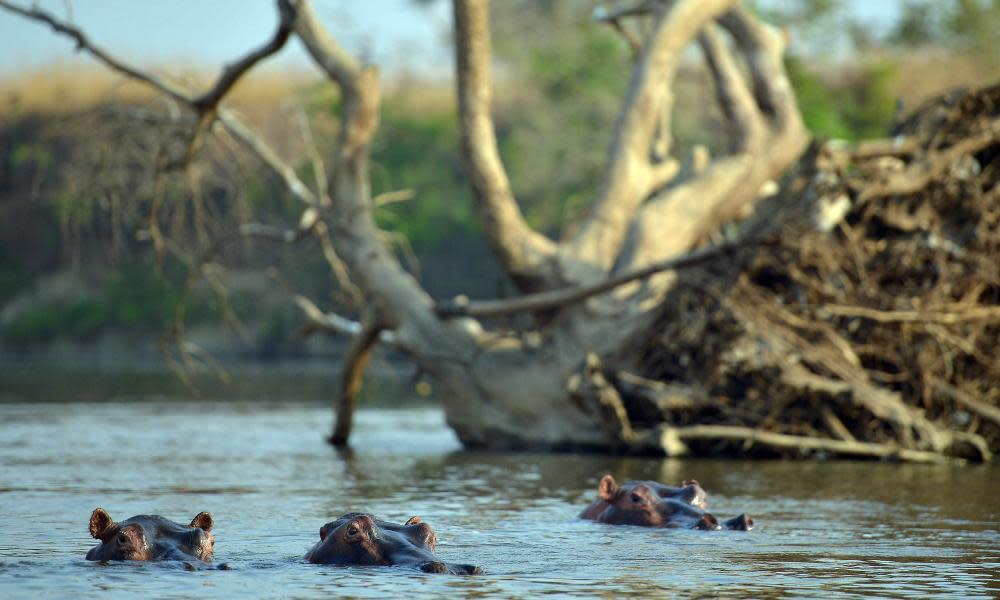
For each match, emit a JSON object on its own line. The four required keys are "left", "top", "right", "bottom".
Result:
{"left": 0, "top": 398, "right": 997, "bottom": 598}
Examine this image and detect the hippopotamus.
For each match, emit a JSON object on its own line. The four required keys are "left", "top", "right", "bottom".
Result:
{"left": 86, "top": 508, "right": 219, "bottom": 566}
{"left": 580, "top": 474, "right": 753, "bottom": 531}
{"left": 305, "top": 512, "right": 481, "bottom": 574}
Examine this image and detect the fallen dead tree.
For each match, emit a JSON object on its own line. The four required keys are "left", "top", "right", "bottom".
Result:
{"left": 4, "top": 0, "right": 997, "bottom": 464}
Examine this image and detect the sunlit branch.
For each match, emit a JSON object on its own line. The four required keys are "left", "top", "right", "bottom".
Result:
{"left": 436, "top": 237, "right": 759, "bottom": 318}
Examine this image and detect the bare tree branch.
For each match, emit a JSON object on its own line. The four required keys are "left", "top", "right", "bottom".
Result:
{"left": 239, "top": 212, "right": 362, "bottom": 304}
{"left": 285, "top": 0, "right": 362, "bottom": 91}
{"left": 624, "top": 7, "right": 808, "bottom": 270}
{"left": 288, "top": 0, "right": 379, "bottom": 162}
{"left": 566, "top": 0, "right": 739, "bottom": 275}
{"left": 453, "top": 0, "right": 558, "bottom": 292}
{"left": 0, "top": 0, "right": 375, "bottom": 353}
{"left": 857, "top": 117, "right": 1000, "bottom": 203}
{"left": 658, "top": 425, "right": 961, "bottom": 464}
{"left": 313, "top": 220, "right": 363, "bottom": 303}
{"left": 217, "top": 110, "right": 321, "bottom": 206}
{"left": 295, "top": 295, "right": 399, "bottom": 345}
{"left": 823, "top": 303, "right": 1000, "bottom": 324}
{"left": 717, "top": 10, "right": 800, "bottom": 132}
{"left": 295, "top": 105, "right": 331, "bottom": 205}
{"left": 698, "top": 24, "right": 763, "bottom": 151}
{"left": 592, "top": 1, "right": 658, "bottom": 22}
{"left": 190, "top": 5, "right": 294, "bottom": 113}
{"left": 374, "top": 189, "right": 416, "bottom": 207}
{"left": 0, "top": 0, "right": 293, "bottom": 164}
{"left": 329, "top": 310, "right": 386, "bottom": 445}
{"left": 933, "top": 382, "right": 1000, "bottom": 429}
{"left": 0, "top": 0, "right": 191, "bottom": 103}
{"left": 436, "top": 236, "right": 756, "bottom": 319}
{"left": 603, "top": 18, "right": 643, "bottom": 55}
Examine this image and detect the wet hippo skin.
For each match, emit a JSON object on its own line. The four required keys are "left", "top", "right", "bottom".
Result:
{"left": 580, "top": 474, "right": 753, "bottom": 531}
{"left": 579, "top": 475, "right": 708, "bottom": 520}
{"left": 305, "top": 512, "right": 481, "bottom": 574}
{"left": 86, "top": 508, "right": 219, "bottom": 566}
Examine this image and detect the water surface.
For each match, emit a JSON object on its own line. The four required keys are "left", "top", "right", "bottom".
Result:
{"left": 0, "top": 397, "right": 997, "bottom": 598}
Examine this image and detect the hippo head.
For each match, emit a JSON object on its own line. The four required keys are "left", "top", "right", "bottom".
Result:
{"left": 305, "top": 513, "right": 480, "bottom": 575}
{"left": 307, "top": 513, "right": 395, "bottom": 567}
{"left": 86, "top": 508, "right": 215, "bottom": 562}
{"left": 597, "top": 475, "right": 671, "bottom": 527}
{"left": 592, "top": 475, "right": 753, "bottom": 530}
{"left": 595, "top": 475, "right": 725, "bottom": 529}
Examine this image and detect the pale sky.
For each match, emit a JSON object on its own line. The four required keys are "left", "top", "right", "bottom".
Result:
{"left": 0, "top": 0, "right": 453, "bottom": 78}
{"left": 0, "top": 1, "right": 903, "bottom": 80}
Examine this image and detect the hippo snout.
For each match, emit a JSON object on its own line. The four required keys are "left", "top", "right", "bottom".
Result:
{"left": 191, "top": 529, "right": 214, "bottom": 557}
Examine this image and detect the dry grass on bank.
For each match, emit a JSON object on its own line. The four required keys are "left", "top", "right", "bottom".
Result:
{"left": 3, "top": 49, "right": 994, "bottom": 130}
{"left": 0, "top": 64, "right": 322, "bottom": 117}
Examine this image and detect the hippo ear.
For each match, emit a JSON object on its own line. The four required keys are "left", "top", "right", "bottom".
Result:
{"left": 404, "top": 516, "right": 422, "bottom": 526}
{"left": 89, "top": 508, "right": 115, "bottom": 539}
{"left": 598, "top": 474, "right": 619, "bottom": 501}
{"left": 319, "top": 525, "right": 329, "bottom": 541}
{"left": 190, "top": 512, "right": 213, "bottom": 532}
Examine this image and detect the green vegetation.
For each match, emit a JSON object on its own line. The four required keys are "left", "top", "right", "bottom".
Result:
{"left": 0, "top": 248, "right": 29, "bottom": 304}
{"left": 104, "top": 261, "right": 182, "bottom": 329}
{"left": 492, "top": 2, "right": 629, "bottom": 233}
{"left": 370, "top": 99, "right": 478, "bottom": 247}
{"left": 2, "top": 297, "right": 108, "bottom": 344}
{"left": 786, "top": 58, "right": 899, "bottom": 140}
{"left": 11, "top": 141, "right": 53, "bottom": 172}
{"left": 1, "top": 258, "right": 219, "bottom": 345}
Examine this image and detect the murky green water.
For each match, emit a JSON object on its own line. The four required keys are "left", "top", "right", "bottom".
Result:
{"left": 0, "top": 376, "right": 998, "bottom": 597}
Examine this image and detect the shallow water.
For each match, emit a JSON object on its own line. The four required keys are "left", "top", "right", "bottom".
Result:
{"left": 0, "top": 398, "right": 998, "bottom": 598}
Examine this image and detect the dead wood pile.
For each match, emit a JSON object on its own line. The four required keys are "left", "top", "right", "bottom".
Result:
{"left": 629, "top": 82, "right": 1000, "bottom": 462}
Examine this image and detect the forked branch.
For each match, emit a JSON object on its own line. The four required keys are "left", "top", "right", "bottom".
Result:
{"left": 697, "top": 24, "right": 763, "bottom": 151}
{"left": 453, "top": 0, "right": 558, "bottom": 291}
{"left": 0, "top": 0, "right": 293, "bottom": 163}
{"left": 566, "top": 0, "right": 739, "bottom": 273}
{"left": 625, "top": 7, "right": 807, "bottom": 270}
{"left": 288, "top": 0, "right": 380, "bottom": 166}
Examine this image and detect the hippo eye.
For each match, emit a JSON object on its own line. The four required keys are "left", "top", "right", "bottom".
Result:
{"left": 347, "top": 524, "right": 359, "bottom": 536}
{"left": 117, "top": 532, "right": 129, "bottom": 545}
{"left": 631, "top": 492, "right": 643, "bottom": 503}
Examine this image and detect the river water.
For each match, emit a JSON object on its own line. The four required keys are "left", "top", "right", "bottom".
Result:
{"left": 0, "top": 385, "right": 998, "bottom": 597}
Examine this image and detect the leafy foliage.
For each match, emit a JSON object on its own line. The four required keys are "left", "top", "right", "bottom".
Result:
{"left": 370, "top": 99, "right": 478, "bottom": 247}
